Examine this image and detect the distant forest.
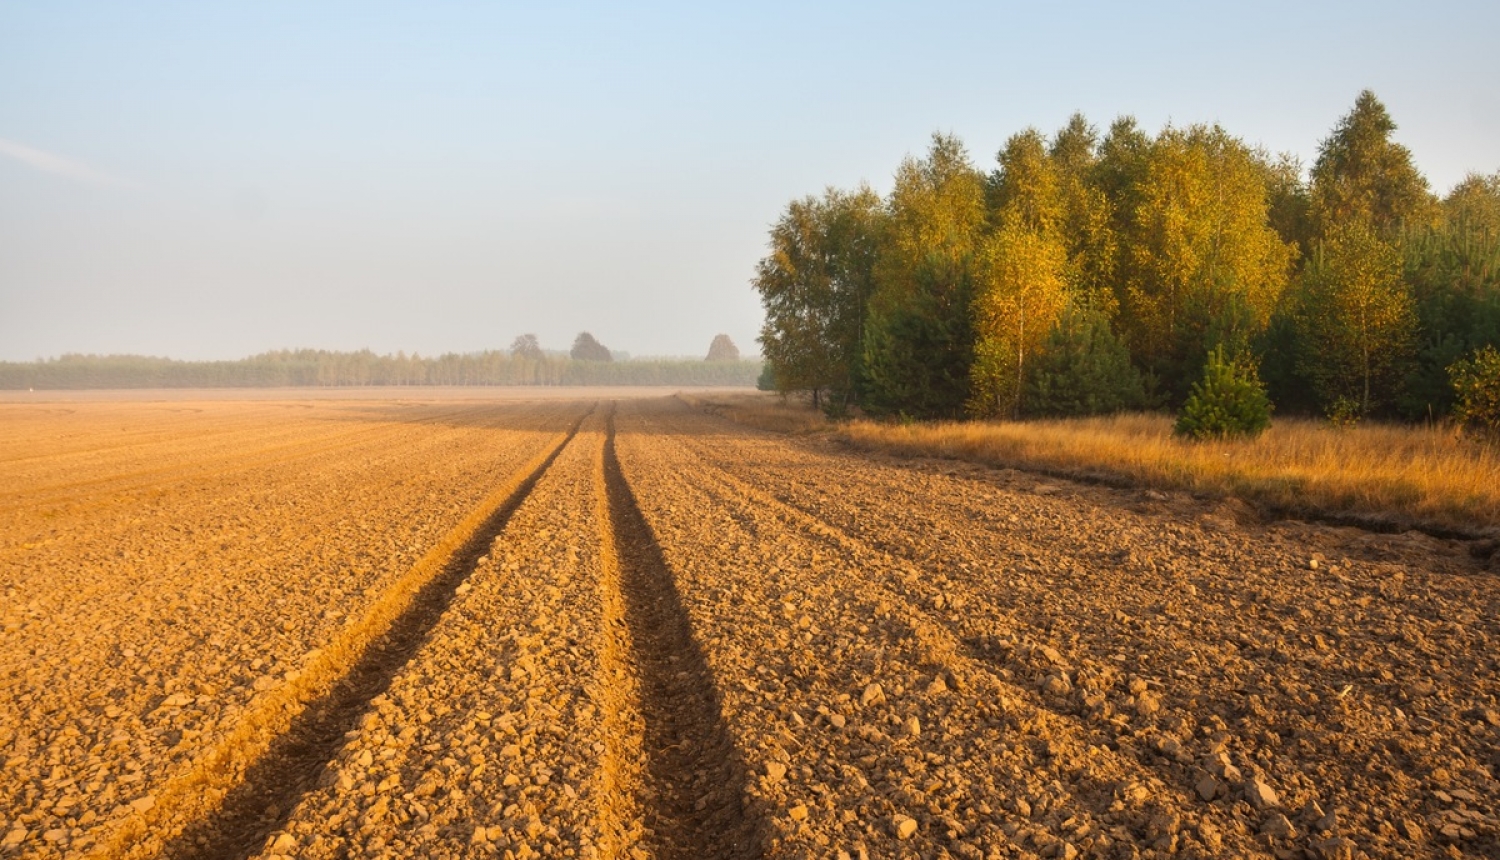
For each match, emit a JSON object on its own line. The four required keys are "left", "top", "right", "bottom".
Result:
{"left": 755, "top": 91, "right": 1500, "bottom": 424}
{"left": 0, "top": 343, "right": 761, "bottom": 389}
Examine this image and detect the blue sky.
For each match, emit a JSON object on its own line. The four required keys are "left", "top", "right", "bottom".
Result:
{"left": 2, "top": 1, "right": 1497, "bottom": 361}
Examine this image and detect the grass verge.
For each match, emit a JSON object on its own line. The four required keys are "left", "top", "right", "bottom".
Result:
{"left": 681, "top": 392, "right": 1500, "bottom": 540}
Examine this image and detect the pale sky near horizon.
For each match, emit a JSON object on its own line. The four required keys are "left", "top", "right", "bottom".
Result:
{"left": 2, "top": 1, "right": 1497, "bottom": 362}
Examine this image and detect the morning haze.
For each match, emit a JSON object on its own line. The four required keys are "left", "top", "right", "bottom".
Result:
{"left": 2, "top": 1, "right": 1497, "bottom": 362}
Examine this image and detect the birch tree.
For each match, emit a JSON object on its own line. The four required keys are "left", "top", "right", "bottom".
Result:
{"left": 1293, "top": 219, "right": 1417, "bottom": 416}
{"left": 970, "top": 130, "right": 1069, "bottom": 418}
{"left": 863, "top": 134, "right": 986, "bottom": 418}
{"left": 1118, "top": 124, "right": 1294, "bottom": 398}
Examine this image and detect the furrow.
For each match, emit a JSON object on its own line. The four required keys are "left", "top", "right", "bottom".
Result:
{"left": 2, "top": 401, "right": 578, "bottom": 858}
{"left": 93, "top": 405, "right": 592, "bottom": 860}
{"left": 640, "top": 424, "right": 1242, "bottom": 854}
{"left": 241, "top": 407, "right": 620, "bottom": 859}
{"left": 600, "top": 404, "right": 763, "bottom": 859}
{"left": 674, "top": 443, "right": 1157, "bottom": 742}
{"left": 665, "top": 399, "right": 1500, "bottom": 859}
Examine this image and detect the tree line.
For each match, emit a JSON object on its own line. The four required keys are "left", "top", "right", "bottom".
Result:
{"left": 754, "top": 91, "right": 1500, "bottom": 429}
{"left": 1, "top": 340, "right": 759, "bottom": 390}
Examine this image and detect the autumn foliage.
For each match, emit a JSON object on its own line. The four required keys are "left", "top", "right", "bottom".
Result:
{"left": 1451, "top": 345, "right": 1500, "bottom": 440}
{"left": 754, "top": 91, "right": 1499, "bottom": 432}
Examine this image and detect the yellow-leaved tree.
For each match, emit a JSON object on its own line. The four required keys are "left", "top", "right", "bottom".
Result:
{"left": 970, "top": 217, "right": 1069, "bottom": 417}
{"left": 970, "top": 129, "right": 1069, "bottom": 418}
{"left": 1118, "top": 124, "right": 1294, "bottom": 399}
{"left": 1292, "top": 218, "right": 1418, "bottom": 418}
{"left": 863, "top": 133, "right": 987, "bottom": 418}
{"left": 1048, "top": 113, "right": 1119, "bottom": 315}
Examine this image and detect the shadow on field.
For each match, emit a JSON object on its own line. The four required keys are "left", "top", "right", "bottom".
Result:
{"left": 603, "top": 406, "right": 765, "bottom": 859}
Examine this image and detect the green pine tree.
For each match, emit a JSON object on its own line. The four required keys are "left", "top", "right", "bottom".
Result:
{"left": 1175, "top": 346, "right": 1273, "bottom": 439}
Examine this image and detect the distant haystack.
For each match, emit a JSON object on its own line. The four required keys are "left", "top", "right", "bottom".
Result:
{"left": 570, "top": 332, "right": 614, "bottom": 362}
{"left": 706, "top": 334, "right": 740, "bottom": 361}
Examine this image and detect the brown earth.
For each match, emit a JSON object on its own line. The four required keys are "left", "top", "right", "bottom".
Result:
{"left": 1, "top": 395, "right": 1496, "bottom": 859}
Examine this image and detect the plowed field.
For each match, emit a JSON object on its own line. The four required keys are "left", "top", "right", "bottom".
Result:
{"left": 2, "top": 394, "right": 1496, "bottom": 860}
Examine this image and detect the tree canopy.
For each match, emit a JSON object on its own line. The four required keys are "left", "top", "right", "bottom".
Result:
{"left": 862, "top": 134, "right": 986, "bottom": 418}
{"left": 754, "top": 185, "right": 883, "bottom": 411}
{"left": 754, "top": 91, "right": 1497, "bottom": 426}
{"left": 1310, "top": 90, "right": 1435, "bottom": 238}
{"left": 509, "top": 333, "right": 544, "bottom": 362}
{"left": 1117, "top": 124, "right": 1294, "bottom": 397}
{"left": 569, "top": 332, "right": 614, "bottom": 362}
{"left": 706, "top": 334, "right": 741, "bottom": 361}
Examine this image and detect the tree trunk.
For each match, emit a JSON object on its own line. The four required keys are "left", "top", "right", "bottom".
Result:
{"left": 1014, "top": 311, "right": 1026, "bottom": 420}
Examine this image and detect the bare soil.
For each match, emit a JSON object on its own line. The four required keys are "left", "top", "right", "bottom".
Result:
{"left": 1, "top": 395, "right": 1495, "bottom": 859}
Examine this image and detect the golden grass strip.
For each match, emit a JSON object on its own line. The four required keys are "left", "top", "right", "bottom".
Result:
{"left": 849, "top": 415, "right": 1500, "bottom": 536}
{"left": 88, "top": 422, "right": 581, "bottom": 860}
{"left": 687, "top": 394, "right": 1500, "bottom": 537}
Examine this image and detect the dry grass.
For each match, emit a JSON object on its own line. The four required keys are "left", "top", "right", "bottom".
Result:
{"left": 689, "top": 393, "right": 1500, "bottom": 537}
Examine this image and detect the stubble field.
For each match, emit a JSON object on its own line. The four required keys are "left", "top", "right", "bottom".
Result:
{"left": 1, "top": 392, "right": 1496, "bottom": 860}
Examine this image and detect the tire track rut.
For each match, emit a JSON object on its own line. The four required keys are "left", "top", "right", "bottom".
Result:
{"left": 673, "top": 433, "right": 1332, "bottom": 854}
{"left": 662, "top": 402, "right": 1500, "bottom": 858}
{"left": 600, "top": 405, "right": 763, "bottom": 859}
{"left": 129, "top": 405, "right": 594, "bottom": 860}
{"left": 657, "top": 440, "right": 1198, "bottom": 851}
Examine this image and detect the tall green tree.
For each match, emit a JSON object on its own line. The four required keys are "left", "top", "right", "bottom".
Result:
{"left": 863, "top": 133, "right": 986, "bottom": 418}
{"left": 570, "top": 332, "right": 613, "bottom": 362}
{"left": 1400, "top": 172, "right": 1500, "bottom": 415}
{"left": 753, "top": 185, "right": 883, "bottom": 410}
{"left": 1309, "top": 90, "right": 1436, "bottom": 239}
{"left": 1292, "top": 219, "right": 1418, "bottom": 416}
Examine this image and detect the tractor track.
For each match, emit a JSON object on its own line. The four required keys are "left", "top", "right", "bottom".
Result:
{"left": 650, "top": 399, "right": 1500, "bottom": 859}
{"left": 599, "top": 404, "right": 763, "bottom": 859}
{"left": 118, "top": 405, "right": 594, "bottom": 860}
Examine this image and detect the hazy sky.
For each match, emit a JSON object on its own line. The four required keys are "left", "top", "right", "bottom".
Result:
{"left": 3, "top": 1, "right": 1497, "bottom": 361}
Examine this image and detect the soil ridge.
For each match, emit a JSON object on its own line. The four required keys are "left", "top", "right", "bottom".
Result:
{"left": 601, "top": 405, "right": 763, "bottom": 859}
{"left": 146, "top": 404, "right": 594, "bottom": 860}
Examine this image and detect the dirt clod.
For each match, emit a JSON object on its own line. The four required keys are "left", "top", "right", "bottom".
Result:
{"left": 1246, "top": 777, "right": 1281, "bottom": 809}
{"left": 1262, "top": 811, "right": 1298, "bottom": 839}
{"left": 892, "top": 814, "right": 917, "bottom": 840}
